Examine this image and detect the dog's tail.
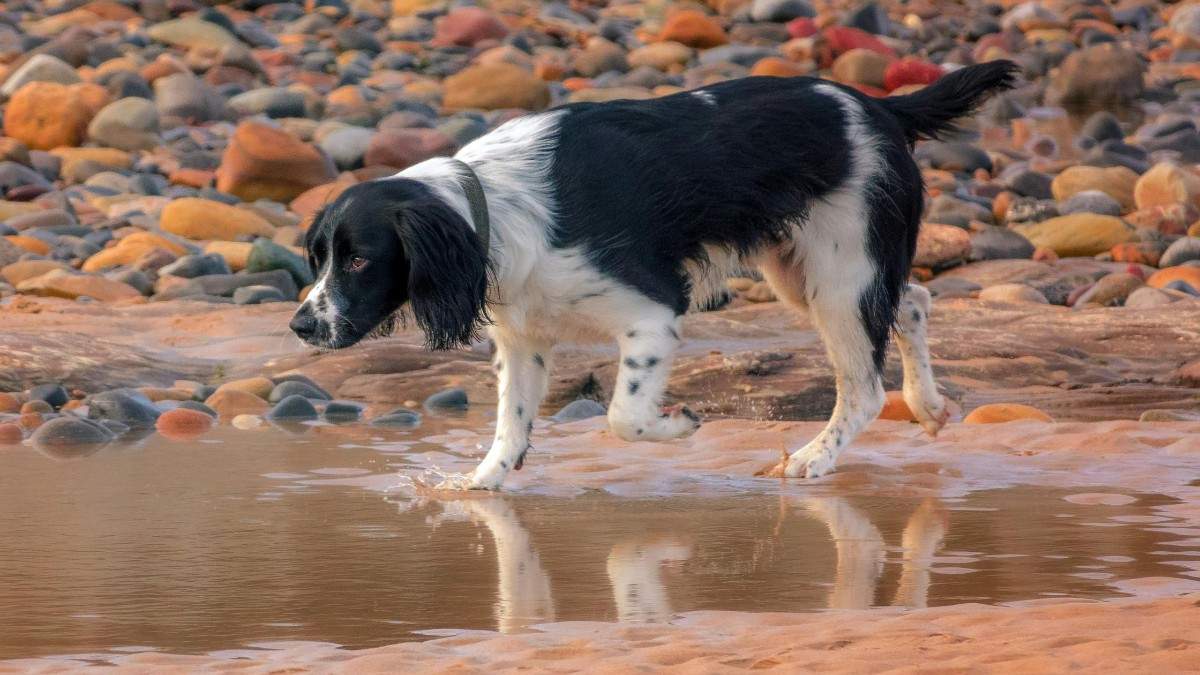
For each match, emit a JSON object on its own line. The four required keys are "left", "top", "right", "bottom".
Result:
{"left": 877, "top": 60, "right": 1019, "bottom": 145}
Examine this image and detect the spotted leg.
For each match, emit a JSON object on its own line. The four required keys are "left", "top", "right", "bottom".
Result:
{"left": 607, "top": 315, "right": 700, "bottom": 442}
{"left": 469, "top": 329, "right": 552, "bottom": 490}
{"left": 893, "top": 284, "right": 948, "bottom": 436}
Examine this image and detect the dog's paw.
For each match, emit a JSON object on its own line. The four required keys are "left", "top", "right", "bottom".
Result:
{"left": 754, "top": 448, "right": 836, "bottom": 479}
{"left": 467, "top": 459, "right": 508, "bottom": 491}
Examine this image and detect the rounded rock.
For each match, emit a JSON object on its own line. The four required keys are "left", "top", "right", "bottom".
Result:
{"left": 423, "top": 388, "right": 468, "bottom": 411}
{"left": 155, "top": 407, "right": 214, "bottom": 440}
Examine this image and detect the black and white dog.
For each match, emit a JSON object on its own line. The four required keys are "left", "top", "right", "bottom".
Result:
{"left": 291, "top": 61, "right": 1017, "bottom": 489}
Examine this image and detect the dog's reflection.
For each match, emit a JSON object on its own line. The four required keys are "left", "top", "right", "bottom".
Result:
{"left": 800, "top": 496, "right": 947, "bottom": 609}
{"left": 410, "top": 493, "right": 947, "bottom": 632}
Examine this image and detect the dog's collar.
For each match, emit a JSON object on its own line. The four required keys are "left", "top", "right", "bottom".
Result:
{"left": 448, "top": 158, "right": 489, "bottom": 255}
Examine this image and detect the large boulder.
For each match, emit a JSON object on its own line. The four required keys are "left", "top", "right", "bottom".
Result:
{"left": 215, "top": 121, "right": 338, "bottom": 202}
{"left": 161, "top": 198, "right": 276, "bottom": 241}
{"left": 3, "top": 81, "right": 108, "bottom": 150}
{"left": 1014, "top": 213, "right": 1134, "bottom": 257}
{"left": 442, "top": 63, "right": 550, "bottom": 112}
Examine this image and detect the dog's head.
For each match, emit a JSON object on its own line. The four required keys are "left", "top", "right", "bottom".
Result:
{"left": 289, "top": 178, "right": 490, "bottom": 351}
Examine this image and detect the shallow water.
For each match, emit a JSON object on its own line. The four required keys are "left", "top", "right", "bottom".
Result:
{"left": 1, "top": 420, "right": 1197, "bottom": 663}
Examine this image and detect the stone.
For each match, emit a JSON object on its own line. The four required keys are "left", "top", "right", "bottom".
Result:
{"left": 552, "top": 398, "right": 606, "bottom": 422}
{"left": 1060, "top": 190, "right": 1122, "bottom": 217}
{"left": 3, "top": 81, "right": 106, "bottom": 150}
{"left": 927, "top": 194, "right": 992, "bottom": 227}
{"left": 215, "top": 121, "right": 338, "bottom": 202}
{"left": 1109, "top": 241, "right": 1164, "bottom": 267}
{"left": 160, "top": 253, "right": 230, "bottom": 278}
{"left": 215, "top": 377, "right": 273, "bottom": 400}
{"left": 160, "top": 198, "right": 276, "bottom": 241}
{"left": 628, "top": 42, "right": 693, "bottom": 71}
{"left": 963, "top": 403, "right": 1054, "bottom": 424}
{"left": 658, "top": 10, "right": 728, "bottom": 49}
{"left": 978, "top": 283, "right": 1049, "bottom": 304}
{"left": 1050, "top": 165, "right": 1138, "bottom": 213}
{"left": 1048, "top": 43, "right": 1144, "bottom": 107}
{"left": 0, "top": 54, "right": 81, "bottom": 97}
{"left": 371, "top": 407, "right": 422, "bottom": 427}
{"left": 323, "top": 400, "right": 364, "bottom": 423}
{"left": 1123, "top": 286, "right": 1179, "bottom": 309}
{"left": 245, "top": 238, "right": 312, "bottom": 288}
{"left": 1160, "top": 237, "right": 1200, "bottom": 268}
{"left": 317, "top": 127, "right": 375, "bottom": 170}
{"left": 442, "top": 63, "right": 550, "bottom": 112}
{"left": 22, "top": 400, "right": 52, "bottom": 414}
{"left": 203, "top": 241, "right": 254, "bottom": 271}
{"left": 575, "top": 38, "right": 628, "bottom": 77}
{"left": 31, "top": 416, "right": 114, "bottom": 451}
{"left": 925, "top": 276, "right": 980, "bottom": 299}
{"left": 749, "top": 57, "right": 812, "bottom": 78}
{"left": 969, "top": 227, "right": 1034, "bottom": 261}
{"left": 231, "top": 414, "right": 263, "bottom": 430}
{"left": 751, "top": 0, "right": 814, "bottom": 23}
{"left": 205, "top": 388, "right": 269, "bottom": 420}
{"left": 432, "top": 7, "right": 508, "bottom": 47}
{"left": 228, "top": 87, "right": 307, "bottom": 119}
{"left": 1014, "top": 214, "right": 1134, "bottom": 257}
{"left": 0, "top": 423, "right": 22, "bottom": 444}
{"left": 1147, "top": 266, "right": 1200, "bottom": 291}
{"left": 363, "top": 128, "right": 456, "bottom": 169}
{"left": 915, "top": 141, "right": 991, "bottom": 173}
{"left": 155, "top": 407, "right": 214, "bottom": 440}
{"left": 269, "top": 380, "right": 331, "bottom": 403}
{"left": 424, "top": 387, "right": 468, "bottom": 411}
{"left": 1079, "top": 111, "right": 1124, "bottom": 143}
{"left": 266, "top": 394, "right": 318, "bottom": 421}
{"left": 1071, "top": 272, "right": 1143, "bottom": 307}
{"left": 147, "top": 17, "right": 242, "bottom": 51}
{"left": 87, "top": 389, "right": 161, "bottom": 429}
{"left": 28, "top": 383, "right": 68, "bottom": 408}
{"left": 1133, "top": 162, "right": 1200, "bottom": 211}
{"left": 831, "top": 48, "right": 891, "bottom": 88}
{"left": 154, "top": 73, "right": 228, "bottom": 123}
{"left": 878, "top": 390, "right": 915, "bottom": 422}
{"left": 232, "top": 285, "right": 286, "bottom": 305}
{"left": 2, "top": 260, "right": 68, "bottom": 285}
{"left": 17, "top": 269, "right": 141, "bottom": 302}
{"left": 1004, "top": 170, "right": 1053, "bottom": 199}
{"left": 883, "top": 57, "right": 942, "bottom": 91}
{"left": 914, "top": 223, "right": 971, "bottom": 269}
{"left": 159, "top": 270, "right": 297, "bottom": 301}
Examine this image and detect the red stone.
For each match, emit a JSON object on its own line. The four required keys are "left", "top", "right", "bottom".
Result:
{"left": 786, "top": 17, "right": 818, "bottom": 39}
{"left": 884, "top": 57, "right": 943, "bottom": 91}
{"left": 432, "top": 7, "right": 509, "bottom": 47}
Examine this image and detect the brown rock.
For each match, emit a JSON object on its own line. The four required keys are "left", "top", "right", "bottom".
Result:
{"left": 204, "top": 388, "right": 269, "bottom": 421}
{"left": 0, "top": 422, "right": 22, "bottom": 444}
{"left": 17, "top": 269, "right": 141, "bottom": 302}
{"left": 363, "top": 128, "right": 456, "bottom": 169}
{"left": 628, "top": 42, "right": 693, "bottom": 71}
{"left": 432, "top": 7, "right": 509, "bottom": 47}
{"left": 5, "top": 235, "right": 50, "bottom": 255}
{"left": 978, "top": 283, "right": 1050, "bottom": 304}
{"left": 442, "top": 63, "right": 550, "bottom": 112}
{"left": 290, "top": 174, "right": 357, "bottom": 221}
{"left": 1147, "top": 265, "right": 1200, "bottom": 291}
{"left": 963, "top": 403, "right": 1054, "bottom": 424}
{"left": 215, "top": 120, "right": 338, "bottom": 202}
{"left": 160, "top": 198, "right": 276, "bottom": 241}
{"left": 1014, "top": 214, "right": 1134, "bottom": 257}
{"left": 1133, "top": 161, "right": 1200, "bottom": 211}
{"left": 1051, "top": 165, "right": 1138, "bottom": 213}
{"left": 155, "top": 407, "right": 214, "bottom": 440}
{"left": 658, "top": 10, "right": 728, "bottom": 49}
{"left": 3, "top": 81, "right": 109, "bottom": 150}
{"left": 1048, "top": 43, "right": 1145, "bottom": 107}
{"left": 215, "top": 377, "right": 274, "bottom": 400}
{"left": 878, "top": 390, "right": 915, "bottom": 422}
{"left": 1109, "top": 241, "right": 1163, "bottom": 267}
{"left": 0, "top": 393, "right": 21, "bottom": 413}
{"left": 203, "top": 241, "right": 254, "bottom": 271}
{"left": 751, "top": 57, "right": 813, "bottom": 78}
{"left": 832, "top": 48, "right": 892, "bottom": 88}
{"left": 1, "top": 260, "right": 69, "bottom": 285}
{"left": 914, "top": 223, "right": 971, "bottom": 268}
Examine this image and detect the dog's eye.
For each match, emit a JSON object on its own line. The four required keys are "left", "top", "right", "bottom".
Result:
{"left": 348, "top": 256, "right": 369, "bottom": 272}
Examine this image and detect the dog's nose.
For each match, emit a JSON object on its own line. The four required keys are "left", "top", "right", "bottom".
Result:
{"left": 290, "top": 308, "right": 318, "bottom": 340}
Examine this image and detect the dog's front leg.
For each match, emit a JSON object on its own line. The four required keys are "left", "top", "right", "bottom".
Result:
{"left": 469, "top": 330, "right": 553, "bottom": 490}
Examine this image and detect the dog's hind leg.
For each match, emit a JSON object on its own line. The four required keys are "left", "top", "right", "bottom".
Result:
{"left": 893, "top": 284, "right": 948, "bottom": 436}
{"left": 606, "top": 310, "right": 700, "bottom": 442}
{"left": 470, "top": 328, "right": 553, "bottom": 490}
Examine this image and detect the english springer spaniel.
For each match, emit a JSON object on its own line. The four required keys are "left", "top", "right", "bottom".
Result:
{"left": 291, "top": 61, "right": 1017, "bottom": 490}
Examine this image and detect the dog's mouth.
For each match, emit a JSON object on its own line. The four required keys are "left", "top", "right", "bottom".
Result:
{"left": 294, "top": 311, "right": 405, "bottom": 351}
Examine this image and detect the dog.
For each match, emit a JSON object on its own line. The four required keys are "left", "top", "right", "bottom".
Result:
{"left": 290, "top": 61, "right": 1018, "bottom": 490}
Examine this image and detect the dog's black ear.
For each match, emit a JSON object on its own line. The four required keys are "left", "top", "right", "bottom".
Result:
{"left": 303, "top": 206, "right": 328, "bottom": 274}
{"left": 395, "top": 196, "right": 490, "bottom": 351}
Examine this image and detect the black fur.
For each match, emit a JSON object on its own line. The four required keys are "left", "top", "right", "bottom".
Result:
{"left": 292, "top": 179, "right": 490, "bottom": 350}
{"left": 878, "top": 60, "right": 1019, "bottom": 144}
